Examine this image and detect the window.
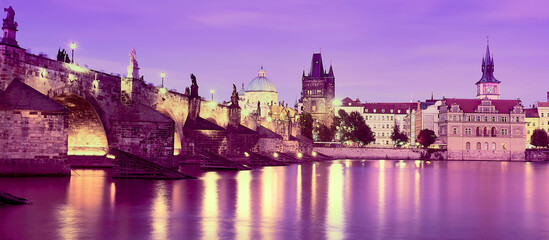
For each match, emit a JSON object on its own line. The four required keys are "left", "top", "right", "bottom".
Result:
{"left": 476, "top": 142, "right": 481, "bottom": 150}
{"left": 453, "top": 116, "right": 456, "bottom": 121}
{"left": 502, "top": 143, "right": 507, "bottom": 150}
{"left": 465, "top": 128, "right": 472, "bottom": 135}
{"left": 484, "top": 142, "right": 488, "bottom": 150}
{"left": 466, "top": 142, "right": 471, "bottom": 150}
{"left": 502, "top": 128, "right": 508, "bottom": 135}
{"left": 477, "top": 116, "right": 481, "bottom": 121}
{"left": 543, "top": 113, "right": 545, "bottom": 117}
{"left": 491, "top": 127, "right": 496, "bottom": 137}
{"left": 484, "top": 117, "right": 488, "bottom": 122}
{"left": 467, "top": 116, "right": 471, "bottom": 121}
{"left": 502, "top": 117, "right": 507, "bottom": 122}
{"left": 528, "top": 130, "right": 531, "bottom": 134}
{"left": 492, "top": 117, "right": 495, "bottom": 122}
{"left": 516, "top": 117, "right": 520, "bottom": 122}
{"left": 453, "top": 127, "right": 457, "bottom": 134}
{"left": 491, "top": 142, "right": 496, "bottom": 151}
{"left": 476, "top": 127, "right": 481, "bottom": 136}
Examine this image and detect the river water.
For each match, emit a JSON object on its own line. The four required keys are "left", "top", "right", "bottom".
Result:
{"left": 1, "top": 160, "right": 549, "bottom": 240}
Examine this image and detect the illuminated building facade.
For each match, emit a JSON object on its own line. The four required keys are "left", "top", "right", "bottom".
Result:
{"left": 301, "top": 52, "right": 335, "bottom": 127}
{"left": 239, "top": 67, "right": 278, "bottom": 117}
{"left": 439, "top": 98, "right": 525, "bottom": 160}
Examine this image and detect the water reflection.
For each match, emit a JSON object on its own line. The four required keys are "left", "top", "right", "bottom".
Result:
{"left": 1, "top": 160, "right": 549, "bottom": 239}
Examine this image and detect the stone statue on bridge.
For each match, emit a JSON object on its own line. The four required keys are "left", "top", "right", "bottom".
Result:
{"left": 190, "top": 74, "right": 199, "bottom": 98}
{"left": 2, "top": 6, "right": 18, "bottom": 46}
{"left": 127, "top": 47, "right": 140, "bottom": 79}
{"left": 3, "top": 6, "right": 15, "bottom": 25}
{"left": 230, "top": 84, "right": 239, "bottom": 107}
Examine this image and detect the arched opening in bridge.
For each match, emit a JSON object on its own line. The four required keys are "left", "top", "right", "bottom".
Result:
{"left": 54, "top": 93, "right": 108, "bottom": 156}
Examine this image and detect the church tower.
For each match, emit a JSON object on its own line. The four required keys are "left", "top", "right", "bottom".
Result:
{"left": 476, "top": 43, "right": 501, "bottom": 99}
{"left": 301, "top": 52, "right": 335, "bottom": 126}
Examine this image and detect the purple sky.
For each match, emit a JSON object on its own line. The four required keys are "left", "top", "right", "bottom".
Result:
{"left": 3, "top": 0, "right": 549, "bottom": 107}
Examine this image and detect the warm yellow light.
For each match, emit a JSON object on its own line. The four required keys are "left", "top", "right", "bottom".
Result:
{"left": 70, "top": 42, "right": 76, "bottom": 50}
{"left": 273, "top": 152, "right": 279, "bottom": 158}
{"left": 266, "top": 116, "right": 272, "bottom": 122}
{"left": 297, "top": 152, "right": 303, "bottom": 158}
{"left": 244, "top": 152, "right": 249, "bottom": 157}
{"left": 210, "top": 89, "right": 215, "bottom": 94}
{"left": 106, "top": 154, "right": 116, "bottom": 159}
{"left": 332, "top": 99, "right": 343, "bottom": 106}
{"left": 312, "top": 151, "right": 317, "bottom": 157}
{"left": 160, "top": 72, "right": 166, "bottom": 78}
{"left": 159, "top": 87, "right": 167, "bottom": 95}
{"left": 242, "top": 109, "right": 250, "bottom": 117}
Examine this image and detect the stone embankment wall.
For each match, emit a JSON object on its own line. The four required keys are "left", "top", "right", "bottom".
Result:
{"left": 525, "top": 150, "right": 549, "bottom": 162}
{"left": 0, "top": 110, "right": 70, "bottom": 176}
{"left": 313, "top": 147, "right": 447, "bottom": 160}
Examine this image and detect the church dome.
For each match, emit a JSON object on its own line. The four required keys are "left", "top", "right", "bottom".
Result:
{"left": 247, "top": 67, "right": 276, "bottom": 92}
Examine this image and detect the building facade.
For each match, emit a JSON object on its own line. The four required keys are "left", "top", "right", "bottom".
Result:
{"left": 338, "top": 98, "right": 415, "bottom": 146}
{"left": 301, "top": 52, "right": 335, "bottom": 127}
{"left": 524, "top": 107, "right": 539, "bottom": 146}
{"left": 538, "top": 102, "right": 549, "bottom": 132}
{"left": 439, "top": 98, "right": 525, "bottom": 160}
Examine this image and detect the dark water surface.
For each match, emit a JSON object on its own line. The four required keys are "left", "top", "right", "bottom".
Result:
{"left": 1, "top": 160, "right": 549, "bottom": 240}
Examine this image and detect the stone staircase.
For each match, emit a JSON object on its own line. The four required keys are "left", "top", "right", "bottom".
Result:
{"left": 110, "top": 148, "right": 195, "bottom": 179}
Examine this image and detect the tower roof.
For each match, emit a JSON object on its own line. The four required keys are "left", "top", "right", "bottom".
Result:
{"left": 476, "top": 44, "right": 500, "bottom": 84}
{"left": 246, "top": 66, "right": 277, "bottom": 92}
{"left": 309, "top": 53, "right": 324, "bottom": 78}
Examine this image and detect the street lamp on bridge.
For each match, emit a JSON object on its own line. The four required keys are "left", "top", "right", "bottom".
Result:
{"left": 210, "top": 89, "right": 215, "bottom": 101}
{"left": 160, "top": 72, "right": 166, "bottom": 88}
{"left": 70, "top": 42, "right": 76, "bottom": 64}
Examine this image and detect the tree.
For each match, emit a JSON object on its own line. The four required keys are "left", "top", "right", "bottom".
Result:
{"left": 390, "top": 124, "right": 409, "bottom": 146}
{"left": 337, "top": 109, "right": 375, "bottom": 146}
{"left": 531, "top": 129, "right": 548, "bottom": 148}
{"left": 316, "top": 123, "right": 335, "bottom": 142}
{"left": 300, "top": 112, "right": 314, "bottom": 140}
{"left": 417, "top": 129, "right": 437, "bottom": 149}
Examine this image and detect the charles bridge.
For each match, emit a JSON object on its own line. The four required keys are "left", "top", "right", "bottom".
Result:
{"left": 0, "top": 7, "right": 309, "bottom": 176}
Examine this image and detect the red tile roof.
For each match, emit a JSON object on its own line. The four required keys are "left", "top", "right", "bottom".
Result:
{"left": 341, "top": 97, "right": 362, "bottom": 106}
{"left": 538, "top": 102, "right": 549, "bottom": 107}
{"left": 362, "top": 102, "right": 416, "bottom": 114}
{"left": 524, "top": 108, "right": 539, "bottom": 118}
{"left": 443, "top": 98, "right": 521, "bottom": 114}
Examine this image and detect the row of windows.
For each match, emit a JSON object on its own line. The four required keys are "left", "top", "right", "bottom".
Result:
{"left": 451, "top": 127, "right": 508, "bottom": 136}
{"left": 465, "top": 142, "right": 507, "bottom": 151}
{"left": 372, "top": 124, "right": 393, "bottom": 129}
{"left": 365, "top": 109, "right": 408, "bottom": 114}
{"left": 365, "top": 115, "right": 395, "bottom": 121}
{"left": 373, "top": 132, "right": 391, "bottom": 137}
{"left": 447, "top": 115, "right": 522, "bottom": 123}
{"left": 305, "top": 89, "right": 323, "bottom": 96}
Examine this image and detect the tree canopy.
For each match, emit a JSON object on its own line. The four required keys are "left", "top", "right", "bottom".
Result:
{"left": 531, "top": 129, "right": 548, "bottom": 148}
{"left": 336, "top": 109, "right": 375, "bottom": 146}
{"left": 390, "top": 124, "right": 409, "bottom": 146}
{"left": 316, "top": 123, "right": 336, "bottom": 142}
{"left": 300, "top": 112, "right": 314, "bottom": 140}
{"left": 417, "top": 129, "right": 437, "bottom": 148}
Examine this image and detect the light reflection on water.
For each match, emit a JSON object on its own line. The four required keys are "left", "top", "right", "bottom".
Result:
{"left": 1, "top": 160, "right": 549, "bottom": 239}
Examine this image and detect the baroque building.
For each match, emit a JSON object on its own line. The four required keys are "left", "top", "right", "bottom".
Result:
{"left": 239, "top": 66, "right": 278, "bottom": 117}
{"left": 439, "top": 98, "right": 525, "bottom": 160}
{"left": 300, "top": 52, "right": 335, "bottom": 126}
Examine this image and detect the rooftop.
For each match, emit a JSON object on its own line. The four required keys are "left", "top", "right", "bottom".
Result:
{"left": 0, "top": 79, "right": 67, "bottom": 112}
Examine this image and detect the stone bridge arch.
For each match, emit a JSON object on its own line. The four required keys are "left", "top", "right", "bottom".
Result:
{"left": 48, "top": 86, "right": 110, "bottom": 156}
